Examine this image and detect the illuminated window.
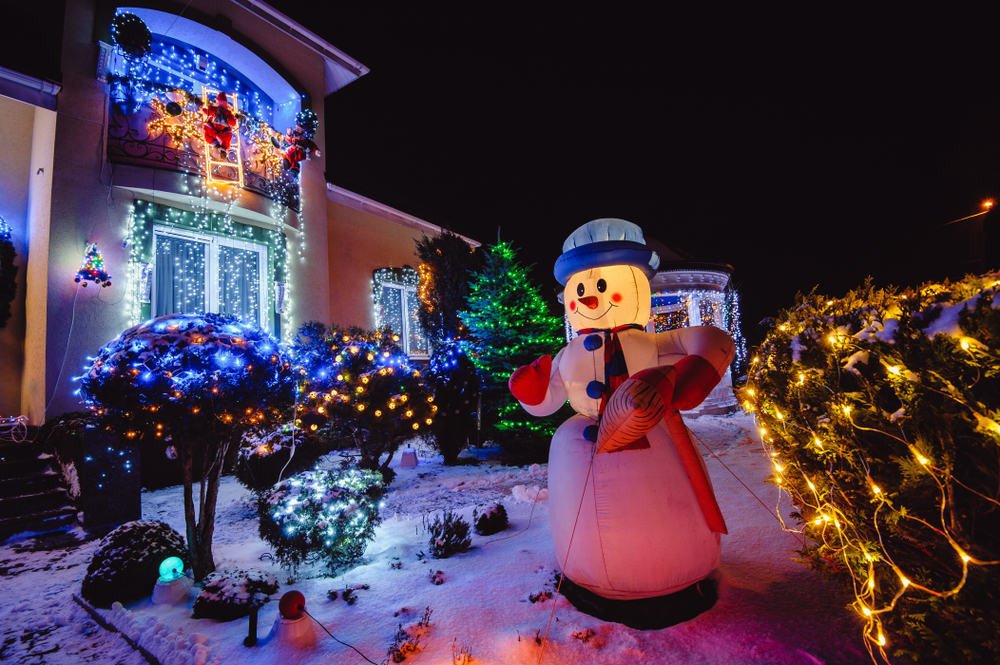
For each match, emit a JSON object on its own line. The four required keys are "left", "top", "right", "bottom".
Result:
{"left": 153, "top": 225, "right": 268, "bottom": 331}
{"left": 373, "top": 268, "right": 428, "bottom": 358}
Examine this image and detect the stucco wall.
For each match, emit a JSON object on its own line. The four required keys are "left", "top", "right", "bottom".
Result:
{"left": 0, "top": 96, "right": 34, "bottom": 417}
{"left": 37, "top": 0, "right": 336, "bottom": 418}
{"left": 326, "top": 199, "right": 429, "bottom": 330}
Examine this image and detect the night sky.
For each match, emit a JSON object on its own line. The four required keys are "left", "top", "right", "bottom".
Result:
{"left": 24, "top": 2, "right": 1000, "bottom": 348}
{"left": 289, "top": 5, "right": 1000, "bottom": 347}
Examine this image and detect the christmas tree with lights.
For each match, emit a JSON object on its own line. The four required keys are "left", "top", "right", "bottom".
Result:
{"left": 461, "top": 241, "right": 569, "bottom": 457}
{"left": 75, "top": 243, "right": 112, "bottom": 288}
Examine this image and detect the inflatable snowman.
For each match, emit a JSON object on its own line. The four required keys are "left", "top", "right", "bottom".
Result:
{"left": 509, "top": 219, "right": 735, "bottom": 600}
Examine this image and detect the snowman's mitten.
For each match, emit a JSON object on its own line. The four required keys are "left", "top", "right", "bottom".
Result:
{"left": 596, "top": 366, "right": 674, "bottom": 453}
{"left": 671, "top": 354, "right": 721, "bottom": 411}
{"left": 508, "top": 355, "right": 552, "bottom": 406}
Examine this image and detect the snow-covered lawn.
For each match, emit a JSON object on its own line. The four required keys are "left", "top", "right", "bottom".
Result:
{"left": 0, "top": 414, "right": 873, "bottom": 664}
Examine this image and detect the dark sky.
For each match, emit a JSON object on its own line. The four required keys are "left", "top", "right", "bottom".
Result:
{"left": 233, "top": 6, "right": 1000, "bottom": 344}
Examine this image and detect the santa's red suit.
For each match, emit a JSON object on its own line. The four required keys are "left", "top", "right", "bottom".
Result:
{"left": 281, "top": 125, "right": 320, "bottom": 171}
{"left": 202, "top": 92, "right": 236, "bottom": 151}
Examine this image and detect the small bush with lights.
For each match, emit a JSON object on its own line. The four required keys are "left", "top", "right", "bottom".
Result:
{"left": 742, "top": 273, "right": 1000, "bottom": 665}
{"left": 81, "top": 520, "right": 187, "bottom": 607}
{"left": 192, "top": 567, "right": 279, "bottom": 622}
{"left": 292, "top": 322, "right": 434, "bottom": 481}
{"left": 259, "top": 468, "right": 386, "bottom": 573}
{"left": 427, "top": 510, "right": 472, "bottom": 559}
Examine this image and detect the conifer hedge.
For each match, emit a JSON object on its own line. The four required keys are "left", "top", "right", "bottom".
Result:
{"left": 743, "top": 273, "right": 1000, "bottom": 664}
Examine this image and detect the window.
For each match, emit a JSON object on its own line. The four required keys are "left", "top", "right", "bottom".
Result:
{"left": 373, "top": 268, "right": 429, "bottom": 358}
{"left": 153, "top": 225, "right": 268, "bottom": 331}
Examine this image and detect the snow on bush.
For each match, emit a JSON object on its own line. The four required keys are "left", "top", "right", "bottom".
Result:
{"left": 744, "top": 273, "right": 1000, "bottom": 664}
{"left": 427, "top": 511, "right": 471, "bottom": 559}
{"left": 259, "top": 468, "right": 385, "bottom": 573}
{"left": 473, "top": 502, "right": 508, "bottom": 536}
{"left": 192, "top": 567, "right": 279, "bottom": 621}
{"left": 80, "top": 520, "right": 187, "bottom": 607}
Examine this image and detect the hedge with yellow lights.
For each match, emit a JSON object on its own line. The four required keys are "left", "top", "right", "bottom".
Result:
{"left": 292, "top": 322, "right": 434, "bottom": 481}
{"left": 742, "top": 274, "right": 1000, "bottom": 664}
{"left": 79, "top": 313, "right": 295, "bottom": 581}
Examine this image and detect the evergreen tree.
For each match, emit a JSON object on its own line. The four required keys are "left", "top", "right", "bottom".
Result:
{"left": 461, "top": 241, "right": 568, "bottom": 457}
{"left": 414, "top": 231, "right": 484, "bottom": 464}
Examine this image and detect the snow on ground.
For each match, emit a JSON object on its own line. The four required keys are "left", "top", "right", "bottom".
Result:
{"left": 0, "top": 413, "right": 876, "bottom": 665}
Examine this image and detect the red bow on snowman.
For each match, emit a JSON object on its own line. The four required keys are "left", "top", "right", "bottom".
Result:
{"left": 201, "top": 92, "right": 236, "bottom": 153}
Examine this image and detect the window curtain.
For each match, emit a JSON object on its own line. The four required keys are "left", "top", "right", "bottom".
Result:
{"left": 155, "top": 235, "right": 206, "bottom": 316}
{"left": 219, "top": 245, "right": 260, "bottom": 326}
{"left": 405, "top": 291, "right": 428, "bottom": 355}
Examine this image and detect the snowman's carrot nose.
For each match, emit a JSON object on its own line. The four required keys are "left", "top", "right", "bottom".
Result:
{"left": 578, "top": 296, "right": 599, "bottom": 309}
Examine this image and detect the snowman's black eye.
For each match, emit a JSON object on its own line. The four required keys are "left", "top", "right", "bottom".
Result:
{"left": 577, "top": 283, "right": 585, "bottom": 297}
{"left": 597, "top": 279, "right": 607, "bottom": 293}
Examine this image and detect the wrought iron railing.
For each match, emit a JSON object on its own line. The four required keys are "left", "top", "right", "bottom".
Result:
{"left": 107, "top": 102, "right": 300, "bottom": 211}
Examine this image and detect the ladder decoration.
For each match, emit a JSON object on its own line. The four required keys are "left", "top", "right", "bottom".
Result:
{"left": 201, "top": 88, "right": 245, "bottom": 188}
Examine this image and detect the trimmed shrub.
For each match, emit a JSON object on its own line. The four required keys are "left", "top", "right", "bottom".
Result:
{"left": 473, "top": 503, "right": 508, "bottom": 536}
{"left": 744, "top": 274, "right": 1000, "bottom": 664}
{"left": 259, "top": 468, "right": 385, "bottom": 573}
{"left": 192, "top": 567, "right": 279, "bottom": 621}
{"left": 236, "top": 425, "right": 326, "bottom": 494}
{"left": 427, "top": 511, "right": 471, "bottom": 559}
{"left": 81, "top": 520, "right": 187, "bottom": 607}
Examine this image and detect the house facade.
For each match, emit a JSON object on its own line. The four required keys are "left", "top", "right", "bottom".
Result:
{"left": 0, "top": 0, "right": 473, "bottom": 425}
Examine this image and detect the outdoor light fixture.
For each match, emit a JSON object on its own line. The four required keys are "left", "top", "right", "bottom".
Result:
{"left": 152, "top": 556, "right": 191, "bottom": 605}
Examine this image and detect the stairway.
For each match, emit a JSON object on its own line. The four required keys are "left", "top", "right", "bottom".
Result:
{"left": 0, "top": 436, "right": 77, "bottom": 541}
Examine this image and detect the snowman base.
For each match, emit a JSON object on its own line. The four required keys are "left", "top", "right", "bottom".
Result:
{"left": 556, "top": 571, "right": 719, "bottom": 630}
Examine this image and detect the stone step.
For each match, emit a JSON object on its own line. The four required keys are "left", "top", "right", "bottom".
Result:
{"left": 0, "top": 471, "right": 62, "bottom": 499}
{"left": 0, "top": 441, "right": 42, "bottom": 462}
{"left": 0, "top": 456, "right": 51, "bottom": 480}
{"left": 0, "top": 506, "right": 77, "bottom": 542}
{"left": 0, "top": 487, "right": 69, "bottom": 515}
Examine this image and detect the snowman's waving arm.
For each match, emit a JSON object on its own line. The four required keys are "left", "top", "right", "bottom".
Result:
{"left": 509, "top": 347, "right": 569, "bottom": 416}
{"left": 655, "top": 325, "right": 735, "bottom": 410}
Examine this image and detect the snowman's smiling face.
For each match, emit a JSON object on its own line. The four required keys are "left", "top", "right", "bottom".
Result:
{"left": 564, "top": 265, "right": 651, "bottom": 332}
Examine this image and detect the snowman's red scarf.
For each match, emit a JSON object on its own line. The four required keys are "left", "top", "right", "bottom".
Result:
{"left": 576, "top": 324, "right": 644, "bottom": 419}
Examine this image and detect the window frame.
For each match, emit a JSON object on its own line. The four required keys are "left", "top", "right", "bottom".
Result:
{"left": 152, "top": 224, "right": 269, "bottom": 332}
{"left": 374, "top": 276, "right": 429, "bottom": 360}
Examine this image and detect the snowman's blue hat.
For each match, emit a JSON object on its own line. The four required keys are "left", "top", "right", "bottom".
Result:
{"left": 554, "top": 218, "right": 660, "bottom": 285}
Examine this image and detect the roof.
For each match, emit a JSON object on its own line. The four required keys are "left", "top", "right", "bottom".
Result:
{"left": 327, "top": 183, "right": 481, "bottom": 247}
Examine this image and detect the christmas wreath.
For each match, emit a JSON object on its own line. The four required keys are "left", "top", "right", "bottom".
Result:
{"left": 0, "top": 219, "right": 17, "bottom": 329}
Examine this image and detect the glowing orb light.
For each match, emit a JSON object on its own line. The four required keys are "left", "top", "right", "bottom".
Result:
{"left": 158, "top": 556, "right": 184, "bottom": 581}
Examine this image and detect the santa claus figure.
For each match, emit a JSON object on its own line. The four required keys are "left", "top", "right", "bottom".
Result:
{"left": 509, "top": 218, "right": 735, "bottom": 605}
{"left": 280, "top": 124, "right": 321, "bottom": 172}
{"left": 202, "top": 92, "right": 236, "bottom": 156}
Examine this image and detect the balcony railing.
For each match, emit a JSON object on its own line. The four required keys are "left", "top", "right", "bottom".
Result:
{"left": 107, "top": 102, "right": 300, "bottom": 211}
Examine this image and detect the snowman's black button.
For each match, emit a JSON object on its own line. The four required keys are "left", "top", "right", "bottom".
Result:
{"left": 583, "top": 425, "right": 598, "bottom": 442}
{"left": 586, "top": 380, "right": 606, "bottom": 399}
{"left": 583, "top": 334, "right": 603, "bottom": 351}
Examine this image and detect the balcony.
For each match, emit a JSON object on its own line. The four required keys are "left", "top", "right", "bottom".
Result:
{"left": 107, "top": 101, "right": 301, "bottom": 211}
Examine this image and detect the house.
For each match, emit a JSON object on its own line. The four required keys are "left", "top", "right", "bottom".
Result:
{"left": 0, "top": 0, "right": 476, "bottom": 425}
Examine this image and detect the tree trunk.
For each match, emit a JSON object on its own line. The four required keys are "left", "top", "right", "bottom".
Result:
{"left": 178, "top": 444, "right": 207, "bottom": 581}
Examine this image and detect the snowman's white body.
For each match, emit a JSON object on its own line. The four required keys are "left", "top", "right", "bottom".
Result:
{"left": 524, "top": 325, "right": 733, "bottom": 599}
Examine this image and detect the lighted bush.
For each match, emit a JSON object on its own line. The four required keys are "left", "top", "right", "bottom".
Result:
{"left": 259, "top": 468, "right": 385, "bottom": 573}
{"left": 235, "top": 425, "right": 327, "bottom": 494}
{"left": 81, "top": 520, "right": 187, "bottom": 607}
{"left": 428, "top": 511, "right": 471, "bottom": 559}
{"left": 744, "top": 274, "right": 1000, "bottom": 664}
{"left": 192, "top": 567, "right": 279, "bottom": 621}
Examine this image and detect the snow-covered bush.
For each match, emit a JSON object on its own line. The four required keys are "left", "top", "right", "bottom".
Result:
{"left": 192, "top": 567, "right": 279, "bottom": 621}
{"left": 81, "top": 520, "right": 187, "bottom": 607}
{"left": 473, "top": 502, "right": 508, "bottom": 536}
{"left": 235, "top": 425, "right": 324, "bottom": 494}
{"left": 259, "top": 468, "right": 385, "bottom": 573}
{"left": 744, "top": 273, "right": 1000, "bottom": 665}
{"left": 427, "top": 511, "right": 471, "bottom": 558}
